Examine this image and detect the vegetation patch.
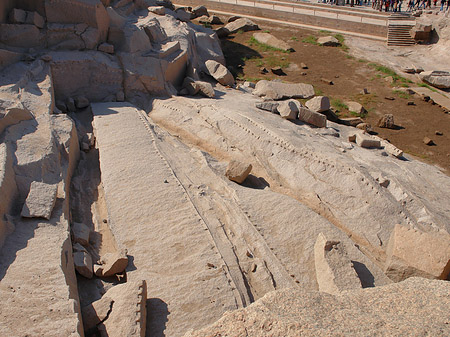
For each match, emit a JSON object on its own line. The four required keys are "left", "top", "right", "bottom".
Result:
{"left": 249, "top": 36, "right": 291, "bottom": 53}
{"left": 302, "top": 35, "right": 318, "bottom": 45}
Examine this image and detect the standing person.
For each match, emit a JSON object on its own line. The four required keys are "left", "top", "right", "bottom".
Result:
{"left": 398, "top": 0, "right": 403, "bottom": 11}
{"left": 440, "top": 0, "right": 445, "bottom": 10}
{"left": 407, "top": 0, "right": 415, "bottom": 11}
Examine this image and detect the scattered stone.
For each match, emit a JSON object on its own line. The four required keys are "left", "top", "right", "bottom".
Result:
{"left": 99, "top": 249, "right": 129, "bottom": 277}
{"left": 205, "top": 60, "right": 234, "bottom": 86}
{"left": 259, "top": 67, "right": 268, "bottom": 74}
{"left": 253, "top": 80, "right": 314, "bottom": 100}
{"left": 361, "top": 88, "right": 370, "bottom": 94}
{"left": 435, "top": 131, "right": 443, "bottom": 136}
{"left": 215, "top": 27, "right": 230, "bottom": 38}
{"left": 271, "top": 66, "right": 284, "bottom": 76}
{"left": 384, "top": 96, "right": 395, "bottom": 101}
{"left": 148, "top": 6, "right": 166, "bottom": 15}
{"left": 255, "top": 101, "right": 279, "bottom": 113}
{"left": 321, "top": 78, "right": 333, "bottom": 85}
{"left": 21, "top": 182, "right": 58, "bottom": 220}
{"left": 225, "top": 160, "right": 252, "bottom": 184}
{"left": 384, "top": 224, "right": 450, "bottom": 281}
{"left": 243, "top": 81, "right": 255, "bottom": 89}
{"left": 356, "top": 122, "right": 373, "bottom": 133}
{"left": 300, "top": 62, "right": 308, "bottom": 69}
{"left": 277, "top": 100, "right": 299, "bottom": 120}
{"left": 175, "top": 8, "right": 191, "bottom": 22}
{"left": 348, "top": 134, "right": 356, "bottom": 142}
{"left": 317, "top": 36, "right": 340, "bottom": 46}
{"left": 305, "top": 96, "right": 330, "bottom": 113}
{"left": 75, "top": 96, "right": 90, "bottom": 109}
{"left": 314, "top": 233, "right": 361, "bottom": 295}
{"left": 346, "top": 101, "right": 366, "bottom": 115}
{"left": 192, "top": 5, "right": 209, "bottom": 18}
{"left": 384, "top": 76, "right": 394, "bottom": 84}
{"left": 341, "top": 117, "right": 364, "bottom": 127}
{"left": 253, "top": 32, "right": 293, "bottom": 52}
{"left": 420, "top": 70, "right": 450, "bottom": 89}
{"left": 298, "top": 107, "right": 327, "bottom": 128}
{"left": 201, "top": 15, "right": 222, "bottom": 25}
{"left": 228, "top": 16, "right": 241, "bottom": 23}
{"left": 423, "top": 137, "right": 434, "bottom": 146}
{"left": 8, "top": 8, "right": 27, "bottom": 24}
{"left": 356, "top": 132, "right": 381, "bottom": 148}
{"left": 301, "top": 72, "right": 307, "bottom": 76}
{"left": 377, "top": 114, "right": 395, "bottom": 129}
{"left": 98, "top": 42, "right": 114, "bottom": 54}
{"left": 73, "top": 251, "right": 93, "bottom": 279}
{"left": 224, "top": 18, "right": 259, "bottom": 34}
{"left": 26, "top": 12, "right": 45, "bottom": 29}
{"left": 71, "top": 222, "right": 91, "bottom": 247}
{"left": 380, "top": 140, "right": 403, "bottom": 158}
{"left": 407, "top": 101, "right": 415, "bottom": 106}
{"left": 66, "top": 98, "right": 76, "bottom": 112}
{"left": 197, "top": 81, "right": 215, "bottom": 98}
{"left": 402, "top": 67, "right": 416, "bottom": 74}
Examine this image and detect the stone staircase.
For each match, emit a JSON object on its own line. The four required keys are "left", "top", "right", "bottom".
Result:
{"left": 387, "top": 13, "right": 416, "bottom": 46}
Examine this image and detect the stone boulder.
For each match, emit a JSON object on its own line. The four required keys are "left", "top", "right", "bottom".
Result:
{"left": 253, "top": 80, "right": 314, "bottom": 100}
{"left": 192, "top": 5, "right": 209, "bottom": 18}
{"left": 21, "top": 182, "right": 58, "bottom": 220}
{"left": 182, "top": 77, "right": 215, "bottom": 98}
{"left": 317, "top": 36, "right": 340, "bottom": 46}
{"left": 148, "top": 6, "right": 166, "bottom": 15}
{"left": 98, "top": 249, "right": 129, "bottom": 277}
{"left": 305, "top": 96, "right": 330, "bottom": 112}
{"left": 298, "top": 107, "right": 327, "bottom": 128}
{"left": 346, "top": 101, "right": 366, "bottom": 115}
{"left": 184, "top": 278, "right": 450, "bottom": 336}
{"left": 252, "top": 32, "right": 293, "bottom": 52}
{"left": 204, "top": 60, "right": 234, "bottom": 86}
{"left": 225, "top": 160, "right": 252, "bottom": 184}
{"left": 420, "top": 70, "right": 450, "bottom": 89}
{"left": 255, "top": 101, "right": 279, "bottom": 113}
{"left": 71, "top": 222, "right": 91, "bottom": 246}
{"left": 377, "top": 114, "right": 395, "bottom": 129}
{"left": 199, "top": 15, "right": 222, "bottom": 25}
{"left": 73, "top": 251, "right": 93, "bottom": 279}
{"left": 355, "top": 132, "right": 381, "bottom": 148}
{"left": 224, "top": 18, "right": 259, "bottom": 34}
{"left": 277, "top": 99, "right": 299, "bottom": 120}
{"left": 384, "top": 224, "right": 450, "bottom": 282}
{"left": 410, "top": 23, "right": 432, "bottom": 41}
{"left": 314, "top": 233, "right": 362, "bottom": 295}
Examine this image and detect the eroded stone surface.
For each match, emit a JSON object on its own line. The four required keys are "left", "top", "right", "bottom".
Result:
{"left": 21, "top": 182, "right": 58, "bottom": 220}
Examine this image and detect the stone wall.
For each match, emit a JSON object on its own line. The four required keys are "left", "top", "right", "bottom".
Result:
{"left": 0, "top": 0, "right": 15, "bottom": 23}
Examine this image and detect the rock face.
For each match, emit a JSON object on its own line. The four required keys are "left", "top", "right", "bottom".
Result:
{"left": 225, "top": 160, "right": 252, "bottom": 183}
{"left": 205, "top": 60, "right": 234, "bottom": 86}
{"left": 73, "top": 251, "right": 93, "bottom": 279}
{"left": 305, "top": 96, "right": 330, "bottom": 112}
{"left": 185, "top": 278, "right": 450, "bottom": 337}
{"left": 420, "top": 70, "right": 450, "bottom": 89}
{"left": 252, "top": 32, "right": 293, "bottom": 51}
{"left": 253, "top": 80, "right": 315, "bottom": 100}
{"left": 314, "top": 233, "right": 362, "bottom": 295}
{"left": 21, "top": 182, "right": 58, "bottom": 220}
{"left": 384, "top": 224, "right": 450, "bottom": 281}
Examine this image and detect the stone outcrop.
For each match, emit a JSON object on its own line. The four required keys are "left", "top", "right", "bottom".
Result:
{"left": 185, "top": 278, "right": 450, "bottom": 336}
{"left": 314, "top": 233, "right": 362, "bottom": 295}
{"left": 253, "top": 80, "right": 315, "bottom": 100}
{"left": 384, "top": 224, "right": 450, "bottom": 281}
{"left": 252, "top": 32, "right": 293, "bottom": 52}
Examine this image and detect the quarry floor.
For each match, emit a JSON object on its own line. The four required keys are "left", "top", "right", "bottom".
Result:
{"left": 205, "top": 18, "right": 450, "bottom": 174}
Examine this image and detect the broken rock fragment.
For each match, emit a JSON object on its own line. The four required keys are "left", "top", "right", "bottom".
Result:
{"left": 277, "top": 99, "right": 299, "bottom": 120}
{"left": 355, "top": 132, "right": 381, "bottom": 148}
{"left": 305, "top": 96, "right": 330, "bottom": 113}
{"left": 205, "top": 60, "right": 234, "bottom": 86}
{"left": 314, "top": 233, "right": 362, "bottom": 295}
{"left": 317, "top": 36, "right": 340, "bottom": 46}
{"left": 72, "top": 222, "right": 91, "bottom": 246}
{"left": 384, "top": 224, "right": 450, "bottom": 281}
{"left": 225, "top": 160, "right": 252, "bottom": 184}
{"left": 298, "top": 107, "right": 327, "bottom": 128}
{"left": 253, "top": 80, "right": 314, "bottom": 100}
{"left": 21, "top": 182, "right": 58, "bottom": 220}
{"left": 100, "top": 249, "right": 129, "bottom": 277}
{"left": 377, "top": 114, "right": 395, "bottom": 129}
{"left": 74, "top": 251, "right": 94, "bottom": 279}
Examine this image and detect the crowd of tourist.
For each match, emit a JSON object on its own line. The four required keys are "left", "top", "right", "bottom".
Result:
{"left": 320, "top": 0, "right": 450, "bottom": 12}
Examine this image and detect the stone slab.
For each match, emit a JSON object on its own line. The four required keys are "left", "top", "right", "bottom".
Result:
{"left": 21, "top": 181, "right": 58, "bottom": 220}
